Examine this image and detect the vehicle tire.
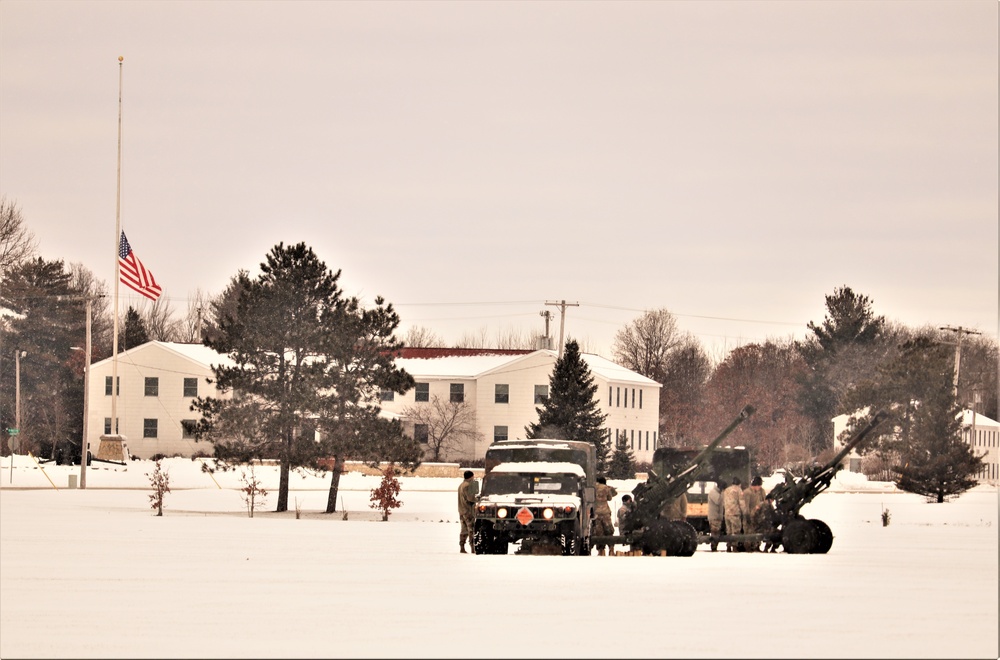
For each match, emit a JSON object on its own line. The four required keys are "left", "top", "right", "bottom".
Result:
{"left": 671, "top": 520, "right": 699, "bottom": 557}
{"left": 782, "top": 518, "right": 817, "bottom": 554}
{"left": 643, "top": 519, "right": 683, "bottom": 556}
{"left": 561, "top": 523, "right": 580, "bottom": 555}
{"left": 808, "top": 519, "right": 833, "bottom": 554}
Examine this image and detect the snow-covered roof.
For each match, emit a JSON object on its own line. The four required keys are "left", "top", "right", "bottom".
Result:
{"left": 91, "top": 341, "right": 236, "bottom": 370}
{"left": 395, "top": 348, "right": 660, "bottom": 387}
{"left": 490, "top": 461, "right": 586, "bottom": 477}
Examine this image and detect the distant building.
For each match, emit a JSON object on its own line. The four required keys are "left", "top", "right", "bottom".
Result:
{"left": 86, "top": 342, "right": 233, "bottom": 460}
{"left": 379, "top": 347, "right": 662, "bottom": 463}
{"left": 85, "top": 343, "right": 661, "bottom": 463}
{"left": 832, "top": 409, "right": 999, "bottom": 483}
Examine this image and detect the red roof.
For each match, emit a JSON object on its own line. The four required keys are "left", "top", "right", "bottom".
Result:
{"left": 395, "top": 347, "right": 535, "bottom": 359}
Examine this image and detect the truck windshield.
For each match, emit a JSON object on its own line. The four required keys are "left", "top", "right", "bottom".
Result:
{"left": 485, "top": 447, "right": 589, "bottom": 473}
{"left": 482, "top": 473, "right": 580, "bottom": 496}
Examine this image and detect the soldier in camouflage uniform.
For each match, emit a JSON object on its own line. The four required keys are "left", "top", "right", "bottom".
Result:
{"left": 458, "top": 470, "right": 478, "bottom": 553}
{"left": 722, "top": 476, "right": 746, "bottom": 552}
{"left": 593, "top": 476, "right": 617, "bottom": 556}
{"left": 741, "top": 475, "right": 767, "bottom": 551}
{"left": 707, "top": 478, "right": 726, "bottom": 552}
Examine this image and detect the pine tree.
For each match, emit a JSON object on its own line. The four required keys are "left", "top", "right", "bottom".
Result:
{"left": 122, "top": 306, "right": 149, "bottom": 350}
{"left": 525, "top": 339, "right": 610, "bottom": 469}
{"left": 847, "top": 335, "right": 984, "bottom": 502}
{"left": 191, "top": 242, "right": 419, "bottom": 512}
{"left": 607, "top": 433, "right": 636, "bottom": 479}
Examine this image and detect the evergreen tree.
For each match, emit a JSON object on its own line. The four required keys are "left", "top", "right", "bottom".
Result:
{"left": 190, "top": 242, "right": 419, "bottom": 512}
{"left": 122, "top": 306, "right": 149, "bottom": 350}
{"left": 847, "top": 335, "right": 984, "bottom": 502}
{"left": 796, "top": 286, "right": 887, "bottom": 453}
{"left": 607, "top": 433, "right": 636, "bottom": 479}
{"left": 0, "top": 258, "right": 88, "bottom": 460}
{"left": 525, "top": 339, "right": 610, "bottom": 469}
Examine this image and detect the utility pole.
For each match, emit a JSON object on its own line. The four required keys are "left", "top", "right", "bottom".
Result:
{"left": 545, "top": 300, "right": 579, "bottom": 359}
{"left": 939, "top": 326, "right": 981, "bottom": 398}
{"left": 539, "top": 310, "right": 553, "bottom": 349}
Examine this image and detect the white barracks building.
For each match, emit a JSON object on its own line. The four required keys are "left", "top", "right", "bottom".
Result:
{"left": 379, "top": 348, "right": 662, "bottom": 463}
{"left": 85, "top": 343, "right": 661, "bottom": 463}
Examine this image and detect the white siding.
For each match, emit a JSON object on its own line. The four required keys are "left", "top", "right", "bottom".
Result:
{"left": 87, "top": 342, "right": 225, "bottom": 459}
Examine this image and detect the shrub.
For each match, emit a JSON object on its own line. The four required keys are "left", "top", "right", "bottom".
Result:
{"left": 239, "top": 464, "right": 268, "bottom": 518}
{"left": 147, "top": 460, "right": 171, "bottom": 517}
{"left": 369, "top": 464, "right": 403, "bottom": 521}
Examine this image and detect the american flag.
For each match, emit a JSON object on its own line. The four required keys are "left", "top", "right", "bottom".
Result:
{"left": 118, "top": 231, "right": 162, "bottom": 301}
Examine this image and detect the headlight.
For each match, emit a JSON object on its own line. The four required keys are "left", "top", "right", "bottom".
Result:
{"left": 542, "top": 507, "right": 555, "bottom": 520}
{"left": 497, "top": 508, "right": 508, "bottom": 519}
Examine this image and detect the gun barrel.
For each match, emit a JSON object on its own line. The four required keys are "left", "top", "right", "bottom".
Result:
{"left": 830, "top": 409, "right": 889, "bottom": 468}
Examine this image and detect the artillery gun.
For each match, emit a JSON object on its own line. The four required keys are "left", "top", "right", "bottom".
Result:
{"left": 764, "top": 409, "right": 889, "bottom": 554}
{"left": 593, "top": 404, "right": 756, "bottom": 556}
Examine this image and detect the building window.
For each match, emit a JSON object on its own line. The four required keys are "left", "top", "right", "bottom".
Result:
{"left": 182, "top": 420, "right": 196, "bottom": 439}
{"left": 104, "top": 418, "right": 112, "bottom": 435}
{"left": 104, "top": 376, "right": 119, "bottom": 396}
{"left": 143, "top": 418, "right": 158, "bottom": 438}
{"left": 534, "top": 385, "right": 548, "bottom": 404}
{"left": 609, "top": 386, "right": 612, "bottom": 406}
{"left": 624, "top": 388, "right": 628, "bottom": 408}
{"left": 616, "top": 387, "right": 620, "bottom": 407}
{"left": 183, "top": 378, "right": 198, "bottom": 397}
{"left": 144, "top": 377, "right": 159, "bottom": 397}
{"left": 495, "top": 384, "right": 509, "bottom": 404}
{"left": 494, "top": 426, "right": 508, "bottom": 442}
{"left": 415, "top": 382, "right": 429, "bottom": 402}
{"left": 639, "top": 390, "right": 643, "bottom": 409}
{"left": 413, "top": 424, "right": 429, "bottom": 444}
{"left": 630, "top": 429, "right": 635, "bottom": 450}
{"left": 632, "top": 388, "right": 636, "bottom": 408}
{"left": 450, "top": 383, "right": 464, "bottom": 403}
{"left": 379, "top": 390, "right": 395, "bottom": 402}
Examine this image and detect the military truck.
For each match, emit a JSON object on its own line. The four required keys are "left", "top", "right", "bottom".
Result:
{"left": 652, "top": 445, "right": 753, "bottom": 535}
{"left": 473, "top": 439, "right": 597, "bottom": 555}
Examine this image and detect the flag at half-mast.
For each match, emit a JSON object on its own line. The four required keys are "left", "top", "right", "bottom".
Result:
{"left": 118, "top": 231, "right": 162, "bottom": 301}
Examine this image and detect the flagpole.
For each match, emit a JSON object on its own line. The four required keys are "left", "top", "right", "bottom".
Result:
{"left": 111, "top": 55, "right": 123, "bottom": 436}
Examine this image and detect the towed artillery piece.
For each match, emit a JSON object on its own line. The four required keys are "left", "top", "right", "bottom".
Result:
{"left": 591, "top": 404, "right": 756, "bottom": 556}
{"left": 761, "top": 409, "right": 889, "bottom": 554}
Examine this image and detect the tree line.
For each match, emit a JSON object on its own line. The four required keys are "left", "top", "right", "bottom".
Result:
{"left": 1, "top": 196, "right": 995, "bottom": 505}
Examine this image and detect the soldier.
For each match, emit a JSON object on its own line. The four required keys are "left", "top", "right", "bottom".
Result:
{"left": 593, "top": 476, "right": 617, "bottom": 556}
{"left": 616, "top": 493, "right": 635, "bottom": 535}
{"left": 660, "top": 490, "right": 688, "bottom": 522}
{"left": 742, "top": 475, "right": 767, "bottom": 551}
{"left": 707, "top": 477, "right": 726, "bottom": 552}
{"left": 457, "top": 470, "right": 478, "bottom": 554}
{"left": 722, "top": 476, "right": 746, "bottom": 552}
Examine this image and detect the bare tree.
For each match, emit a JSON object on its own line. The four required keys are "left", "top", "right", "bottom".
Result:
{"left": 179, "top": 289, "right": 211, "bottom": 343}
{"left": 403, "top": 325, "right": 445, "bottom": 348}
{"left": 456, "top": 325, "right": 490, "bottom": 349}
{"left": 401, "top": 395, "right": 482, "bottom": 462}
{"left": 612, "top": 308, "right": 684, "bottom": 381}
{"left": 140, "top": 297, "right": 182, "bottom": 342}
{"left": 0, "top": 196, "right": 38, "bottom": 275}
{"left": 68, "top": 262, "right": 113, "bottom": 360}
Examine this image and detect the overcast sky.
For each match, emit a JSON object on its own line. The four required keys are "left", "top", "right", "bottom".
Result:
{"left": 1, "top": 0, "right": 996, "bottom": 358}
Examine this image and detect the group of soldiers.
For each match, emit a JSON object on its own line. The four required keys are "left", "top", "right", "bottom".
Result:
{"left": 708, "top": 475, "right": 774, "bottom": 552}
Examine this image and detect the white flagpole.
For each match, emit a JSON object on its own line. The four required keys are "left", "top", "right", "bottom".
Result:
{"left": 111, "top": 56, "right": 124, "bottom": 436}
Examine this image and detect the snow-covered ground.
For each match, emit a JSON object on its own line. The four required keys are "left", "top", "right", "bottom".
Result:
{"left": 1, "top": 455, "right": 997, "bottom": 659}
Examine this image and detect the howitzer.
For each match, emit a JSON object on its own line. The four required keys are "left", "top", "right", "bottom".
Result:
{"left": 594, "top": 404, "right": 756, "bottom": 556}
{"left": 765, "top": 409, "right": 889, "bottom": 554}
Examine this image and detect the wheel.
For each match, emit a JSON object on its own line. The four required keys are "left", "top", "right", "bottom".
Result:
{"left": 808, "top": 519, "right": 833, "bottom": 554}
{"left": 782, "top": 518, "right": 817, "bottom": 554}
{"left": 561, "top": 523, "right": 583, "bottom": 555}
{"left": 670, "top": 520, "right": 699, "bottom": 557}
{"left": 643, "top": 519, "right": 685, "bottom": 556}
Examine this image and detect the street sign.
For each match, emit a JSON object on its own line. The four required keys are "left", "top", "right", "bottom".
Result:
{"left": 7, "top": 428, "right": 19, "bottom": 435}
